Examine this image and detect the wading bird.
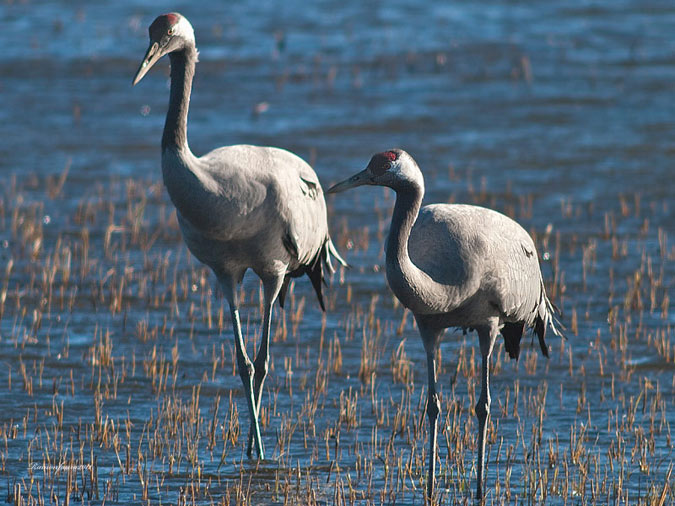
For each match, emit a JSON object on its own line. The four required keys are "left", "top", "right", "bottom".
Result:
{"left": 327, "top": 150, "right": 560, "bottom": 501}
{"left": 132, "top": 12, "right": 345, "bottom": 459}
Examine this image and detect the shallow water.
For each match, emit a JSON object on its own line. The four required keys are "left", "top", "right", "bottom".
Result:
{"left": 0, "top": 1, "right": 673, "bottom": 504}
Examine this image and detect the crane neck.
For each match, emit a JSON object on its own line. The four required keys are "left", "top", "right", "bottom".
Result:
{"left": 386, "top": 182, "right": 423, "bottom": 267}
{"left": 385, "top": 181, "right": 431, "bottom": 310}
{"left": 385, "top": 178, "right": 465, "bottom": 315}
{"left": 162, "top": 45, "right": 198, "bottom": 154}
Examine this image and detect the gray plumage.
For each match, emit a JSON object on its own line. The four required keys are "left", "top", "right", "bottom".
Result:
{"left": 327, "top": 149, "right": 561, "bottom": 501}
{"left": 132, "top": 12, "right": 345, "bottom": 460}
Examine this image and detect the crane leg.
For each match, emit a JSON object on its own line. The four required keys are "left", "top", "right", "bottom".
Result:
{"left": 231, "top": 304, "right": 265, "bottom": 459}
{"left": 417, "top": 322, "right": 443, "bottom": 504}
{"left": 246, "top": 276, "right": 282, "bottom": 458}
{"left": 475, "top": 322, "right": 497, "bottom": 502}
{"left": 220, "top": 275, "right": 265, "bottom": 460}
{"left": 425, "top": 347, "right": 441, "bottom": 502}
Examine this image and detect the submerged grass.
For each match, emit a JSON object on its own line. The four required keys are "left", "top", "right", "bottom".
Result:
{"left": 0, "top": 167, "right": 671, "bottom": 505}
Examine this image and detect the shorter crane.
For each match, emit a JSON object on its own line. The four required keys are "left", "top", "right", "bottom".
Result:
{"left": 327, "top": 149, "right": 560, "bottom": 501}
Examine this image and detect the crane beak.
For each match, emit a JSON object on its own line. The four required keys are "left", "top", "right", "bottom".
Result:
{"left": 326, "top": 169, "right": 372, "bottom": 194}
{"left": 132, "top": 42, "right": 162, "bottom": 86}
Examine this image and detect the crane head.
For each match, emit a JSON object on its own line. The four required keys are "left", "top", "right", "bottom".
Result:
{"left": 327, "top": 149, "right": 420, "bottom": 194}
{"left": 133, "top": 13, "right": 195, "bottom": 86}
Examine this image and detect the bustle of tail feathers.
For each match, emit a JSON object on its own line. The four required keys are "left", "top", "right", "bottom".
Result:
{"left": 501, "top": 283, "right": 563, "bottom": 361}
{"left": 535, "top": 288, "right": 564, "bottom": 358}
{"left": 278, "top": 237, "right": 347, "bottom": 311}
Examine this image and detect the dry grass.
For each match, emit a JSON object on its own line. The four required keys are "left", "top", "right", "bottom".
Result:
{"left": 0, "top": 168, "right": 671, "bottom": 505}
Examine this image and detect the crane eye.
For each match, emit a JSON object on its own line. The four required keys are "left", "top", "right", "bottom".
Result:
{"left": 168, "top": 28, "right": 174, "bottom": 35}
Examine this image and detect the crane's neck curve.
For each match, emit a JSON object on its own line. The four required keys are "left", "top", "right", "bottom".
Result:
{"left": 162, "top": 45, "right": 198, "bottom": 154}
{"left": 386, "top": 183, "right": 423, "bottom": 270}
{"left": 385, "top": 181, "right": 448, "bottom": 314}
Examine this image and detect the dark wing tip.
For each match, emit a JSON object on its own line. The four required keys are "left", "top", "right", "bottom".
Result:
{"left": 278, "top": 276, "right": 291, "bottom": 309}
{"left": 534, "top": 316, "right": 550, "bottom": 358}
{"left": 282, "top": 243, "right": 327, "bottom": 312}
{"left": 501, "top": 321, "right": 525, "bottom": 361}
{"left": 309, "top": 267, "right": 326, "bottom": 312}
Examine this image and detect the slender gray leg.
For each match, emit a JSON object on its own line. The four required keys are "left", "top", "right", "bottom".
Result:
{"left": 246, "top": 277, "right": 282, "bottom": 457}
{"left": 417, "top": 321, "right": 443, "bottom": 503}
{"left": 221, "top": 276, "right": 265, "bottom": 459}
{"left": 475, "top": 322, "right": 497, "bottom": 501}
{"left": 425, "top": 348, "right": 441, "bottom": 501}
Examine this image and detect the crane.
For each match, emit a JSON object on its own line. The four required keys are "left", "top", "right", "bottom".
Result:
{"left": 132, "top": 12, "right": 345, "bottom": 460}
{"left": 327, "top": 149, "right": 560, "bottom": 501}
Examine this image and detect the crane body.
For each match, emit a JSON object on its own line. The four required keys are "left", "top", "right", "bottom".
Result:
{"left": 133, "top": 12, "right": 344, "bottom": 460}
{"left": 328, "top": 149, "right": 560, "bottom": 501}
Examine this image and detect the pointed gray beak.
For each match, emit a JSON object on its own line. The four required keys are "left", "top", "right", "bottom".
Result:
{"left": 326, "top": 169, "right": 372, "bottom": 194}
{"left": 132, "top": 41, "right": 162, "bottom": 86}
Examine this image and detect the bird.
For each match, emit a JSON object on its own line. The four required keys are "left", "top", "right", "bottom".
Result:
{"left": 132, "top": 12, "right": 345, "bottom": 460}
{"left": 327, "top": 149, "right": 561, "bottom": 502}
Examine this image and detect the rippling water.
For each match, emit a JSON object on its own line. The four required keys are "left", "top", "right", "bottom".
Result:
{"left": 0, "top": 1, "right": 673, "bottom": 504}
